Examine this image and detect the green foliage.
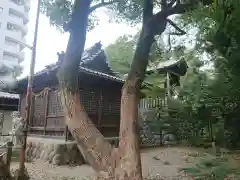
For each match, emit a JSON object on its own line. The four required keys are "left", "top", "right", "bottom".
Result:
{"left": 151, "top": 0, "right": 240, "bottom": 148}
{"left": 182, "top": 156, "right": 240, "bottom": 180}
{"left": 40, "top": 0, "right": 72, "bottom": 30}
{"left": 105, "top": 34, "right": 137, "bottom": 76}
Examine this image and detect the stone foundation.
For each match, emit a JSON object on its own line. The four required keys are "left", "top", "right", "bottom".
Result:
{"left": 26, "top": 137, "right": 84, "bottom": 166}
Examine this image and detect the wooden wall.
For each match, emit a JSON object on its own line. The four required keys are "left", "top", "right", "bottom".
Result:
{"left": 20, "top": 87, "right": 121, "bottom": 139}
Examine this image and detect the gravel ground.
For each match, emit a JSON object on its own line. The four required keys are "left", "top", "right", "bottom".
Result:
{"left": 11, "top": 147, "right": 196, "bottom": 180}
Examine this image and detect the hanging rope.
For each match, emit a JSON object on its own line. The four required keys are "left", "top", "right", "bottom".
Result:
{"left": 32, "top": 87, "right": 51, "bottom": 97}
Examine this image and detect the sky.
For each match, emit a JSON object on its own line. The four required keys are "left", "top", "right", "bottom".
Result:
{"left": 21, "top": 0, "right": 137, "bottom": 78}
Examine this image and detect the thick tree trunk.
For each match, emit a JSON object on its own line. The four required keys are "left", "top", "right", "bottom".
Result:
{"left": 60, "top": 89, "right": 116, "bottom": 171}
{"left": 57, "top": 0, "right": 115, "bottom": 172}
{"left": 115, "top": 29, "right": 155, "bottom": 179}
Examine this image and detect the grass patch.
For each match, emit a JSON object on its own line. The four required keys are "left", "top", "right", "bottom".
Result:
{"left": 181, "top": 155, "right": 240, "bottom": 180}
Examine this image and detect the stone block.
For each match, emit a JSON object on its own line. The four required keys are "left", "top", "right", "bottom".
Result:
{"left": 48, "top": 151, "right": 55, "bottom": 163}
{"left": 26, "top": 137, "right": 85, "bottom": 166}
{"left": 52, "top": 154, "right": 61, "bottom": 165}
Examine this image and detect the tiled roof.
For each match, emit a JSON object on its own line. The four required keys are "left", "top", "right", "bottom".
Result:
{"left": 123, "top": 59, "right": 188, "bottom": 78}
{"left": 79, "top": 66, "right": 124, "bottom": 83}
{"left": 18, "top": 42, "right": 124, "bottom": 84}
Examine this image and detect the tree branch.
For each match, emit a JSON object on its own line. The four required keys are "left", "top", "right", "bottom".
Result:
{"left": 167, "top": 34, "right": 172, "bottom": 52}
{"left": 155, "top": 0, "right": 213, "bottom": 20}
{"left": 146, "top": 0, "right": 213, "bottom": 37}
{"left": 89, "top": 0, "right": 116, "bottom": 14}
{"left": 161, "top": 0, "right": 167, "bottom": 9}
{"left": 167, "top": 0, "right": 177, "bottom": 8}
{"left": 167, "top": 19, "right": 186, "bottom": 35}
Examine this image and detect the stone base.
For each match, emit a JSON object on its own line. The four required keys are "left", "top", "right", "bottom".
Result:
{"left": 26, "top": 137, "right": 84, "bottom": 166}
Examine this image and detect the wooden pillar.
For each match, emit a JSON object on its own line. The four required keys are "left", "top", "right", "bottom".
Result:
{"left": 43, "top": 89, "right": 49, "bottom": 135}
{"left": 64, "top": 126, "right": 68, "bottom": 141}
{"left": 6, "top": 141, "right": 13, "bottom": 171}
{"left": 29, "top": 95, "right": 35, "bottom": 128}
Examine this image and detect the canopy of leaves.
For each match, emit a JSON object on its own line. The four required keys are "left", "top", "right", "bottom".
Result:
{"left": 168, "top": 0, "right": 240, "bottom": 148}
{"left": 40, "top": 0, "right": 211, "bottom": 31}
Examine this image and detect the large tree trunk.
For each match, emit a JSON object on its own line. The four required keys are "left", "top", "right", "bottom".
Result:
{"left": 115, "top": 29, "right": 155, "bottom": 179}
{"left": 57, "top": 0, "right": 115, "bottom": 172}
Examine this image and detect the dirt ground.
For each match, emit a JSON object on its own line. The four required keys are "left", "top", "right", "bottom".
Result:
{"left": 11, "top": 147, "right": 199, "bottom": 180}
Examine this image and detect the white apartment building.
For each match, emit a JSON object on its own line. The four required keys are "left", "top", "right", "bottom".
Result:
{"left": 0, "top": 0, "right": 30, "bottom": 87}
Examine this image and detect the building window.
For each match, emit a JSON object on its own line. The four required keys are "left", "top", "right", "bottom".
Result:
{"left": 0, "top": 7, "right": 3, "bottom": 13}
{"left": 7, "top": 23, "right": 20, "bottom": 32}
{"left": 5, "top": 38, "right": 19, "bottom": 48}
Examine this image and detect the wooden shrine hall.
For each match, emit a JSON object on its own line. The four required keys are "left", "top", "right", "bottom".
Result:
{"left": 13, "top": 42, "right": 124, "bottom": 140}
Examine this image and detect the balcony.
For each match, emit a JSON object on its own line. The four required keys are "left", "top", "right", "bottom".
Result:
{"left": 7, "top": 14, "right": 28, "bottom": 36}
{"left": 9, "top": 1, "right": 25, "bottom": 14}
{"left": 3, "top": 46, "right": 25, "bottom": 63}
{"left": 4, "top": 29, "right": 23, "bottom": 44}
{"left": 21, "top": 24, "right": 28, "bottom": 36}
{"left": 7, "top": 15, "right": 24, "bottom": 29}
{"left": 18, "top": 51, "right": 25, "bottom": 63}
{"left": 23, "top": 11, "right": 29, "bottom": 24}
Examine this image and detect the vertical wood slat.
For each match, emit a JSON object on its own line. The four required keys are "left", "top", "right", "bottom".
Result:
{"left": 43, "top": 90, "right": 49, "bottom": 135}
{"left": 6, "top": 141, "right": 13, "bottom": 171}
{"left": 98, "top": 91, "right": 103, "bottom": 125}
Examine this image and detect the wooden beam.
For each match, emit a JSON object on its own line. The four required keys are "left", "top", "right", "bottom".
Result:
{"left": 47, "top": 114, "right": 64, "bottom": 118}
{"left": 30, "top": 126, "right": 65, "bottom": 131}
{"left": 29, "top": 95, "right": 35, "bottom": 128}
{"left": 64, "top": 126, "right": 68, "bottom": 142}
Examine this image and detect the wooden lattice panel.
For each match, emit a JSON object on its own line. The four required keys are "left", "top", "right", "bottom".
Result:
{"left": 33, "top": 93, "right": 45, "bottom": 126}
{"left": 80, "top": 90, "right": 98, "bottom": 114}
{"left": 48, "top": 89, "right": 63, "bottom": 116}
{"left": 45, "top": 130, "right": 64, "bottom": 137}
{"left": 46, "top": 117, "right": 65, "bottom": 127}
{"left": 102, "top": 93, "right": 120, "bottom": 115}
{"left": 101, "top": 114, "right": 119, "bottom": 125}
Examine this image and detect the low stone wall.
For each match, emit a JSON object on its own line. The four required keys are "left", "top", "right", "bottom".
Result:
{"left": 25, "top": 137, "right": 84, "bottom": 166}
